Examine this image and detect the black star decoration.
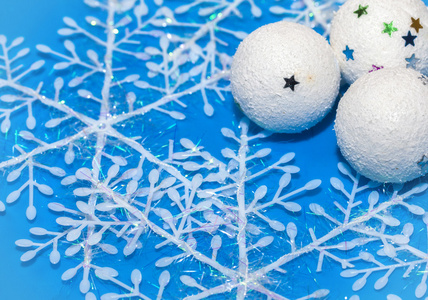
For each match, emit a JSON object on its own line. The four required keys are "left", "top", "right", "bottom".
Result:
{"left": 402, "top": 31, "right": 417, "bottom": 47}
{"left": 283, "top": 75, "right": 299, "bottom": 91}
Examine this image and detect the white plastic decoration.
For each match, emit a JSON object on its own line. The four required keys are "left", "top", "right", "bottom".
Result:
{"left": 330, "top": 0, "right": 428, "bottom": 84}
{"left": 230, "top": 21, "right": 341, "bottom": 133}
{"left": 335, "top": 68, "right": 428, "bottom": 183}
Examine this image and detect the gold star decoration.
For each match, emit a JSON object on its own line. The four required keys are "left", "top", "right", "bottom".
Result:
{"left": 353, "top": 4, "right": 368, "bottom": 18}
{"left": 411, "top": 17, "right": 423, "bottom": 33}
{"left": 382, "top": 21, "right": 398, "bottom": 37}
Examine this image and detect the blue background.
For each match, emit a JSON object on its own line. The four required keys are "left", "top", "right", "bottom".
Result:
{"left": 0, "top": 1, "right": 427, "bottom": 299}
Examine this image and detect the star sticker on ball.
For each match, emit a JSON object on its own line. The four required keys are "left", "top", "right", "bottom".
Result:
{"left": 382, "top": 21, "right": 398, "bottom": 37}
{"left": 343, "top": 45, "right": 354, "bottom": 61}
{"left": 410, "top": 17, "right": 423, "bottom": 33}
{"left": 417, "top": 155, "right": 428, "bottom": 172}
{"left": 402, "top": 31, "right": 417, "bottom": 46}
{"left": 368, "top": 65, "right": 383, "bottom": 73}
{"left": 418, "top": 75, "right": 428, "bottom": 85}
{"left": 354, "top": 4, "right": 368, "bottom": 18}
{"left": 406, "top": 54, "right": 420, "bottom": 69}
{"left": 283, "top": 75, "right": 299, "bottom": 91}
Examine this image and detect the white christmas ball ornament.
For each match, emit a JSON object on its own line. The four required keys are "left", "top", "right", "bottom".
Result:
{"left": 230, "top": 21, "right": 340, "bottom": 133}
{"left": 335, "top": 68, "right": 428, "bottom": 183}
{"left": 330, "top": 0, "right": 428, "bottom": 84}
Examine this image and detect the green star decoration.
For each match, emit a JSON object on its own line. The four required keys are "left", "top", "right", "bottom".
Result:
{"left": 382, "top": 21, "right": 398, "bottom": 37}
{"left": 354, "top": 4, "right": 368, "bottom": 18}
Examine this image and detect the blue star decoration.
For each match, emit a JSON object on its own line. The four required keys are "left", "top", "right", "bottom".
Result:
{"left": 402, "top": 31, "right": 417, "bottom": 46}
{"left": 343, "top": 45, "right": 354, "bottom": 61}
{"left": 406, "top": 54, "right": 420, "bottom": 69}
{"left": 283, "top": 75, "right": 299, "bottom": 91}
{"left": 417, "top": 155, "right": 428, "bottom": 172}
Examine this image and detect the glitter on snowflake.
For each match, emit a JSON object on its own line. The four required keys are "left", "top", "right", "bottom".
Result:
{"left": 269, "top": 0, "right": 346, "bottom": 37}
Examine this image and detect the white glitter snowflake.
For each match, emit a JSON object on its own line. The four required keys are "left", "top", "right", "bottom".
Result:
{"left": 270, "top": 0, "right": 345, "bottom": 36}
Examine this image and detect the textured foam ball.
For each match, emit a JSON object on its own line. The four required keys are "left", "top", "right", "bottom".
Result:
{"left": 335, "top": 68, "right": 428, "bottom": 183}
{"left": 330, "top": 0, "right": 428, "bottom": 84}
{"left": 230, "top": 21, "right": 340, "bottom": 133}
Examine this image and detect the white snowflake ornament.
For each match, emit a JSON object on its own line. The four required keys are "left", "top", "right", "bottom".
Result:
{"left": 230, "top": 21, "right": 340, "bottom": 133}
{"left": 335, "top": 68, "right": 428, "bottom": 183}
{"left": 330, "top": 0, "right": 428, "bottom": 84}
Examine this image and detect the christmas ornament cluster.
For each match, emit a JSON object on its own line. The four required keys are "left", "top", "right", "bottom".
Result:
{"left": 230, "top": 0, "right": 428, "bottom": 183}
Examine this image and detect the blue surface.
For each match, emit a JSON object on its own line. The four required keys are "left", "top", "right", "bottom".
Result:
{"left": 0, "top": 1, "right": 428, "bottom": 300}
